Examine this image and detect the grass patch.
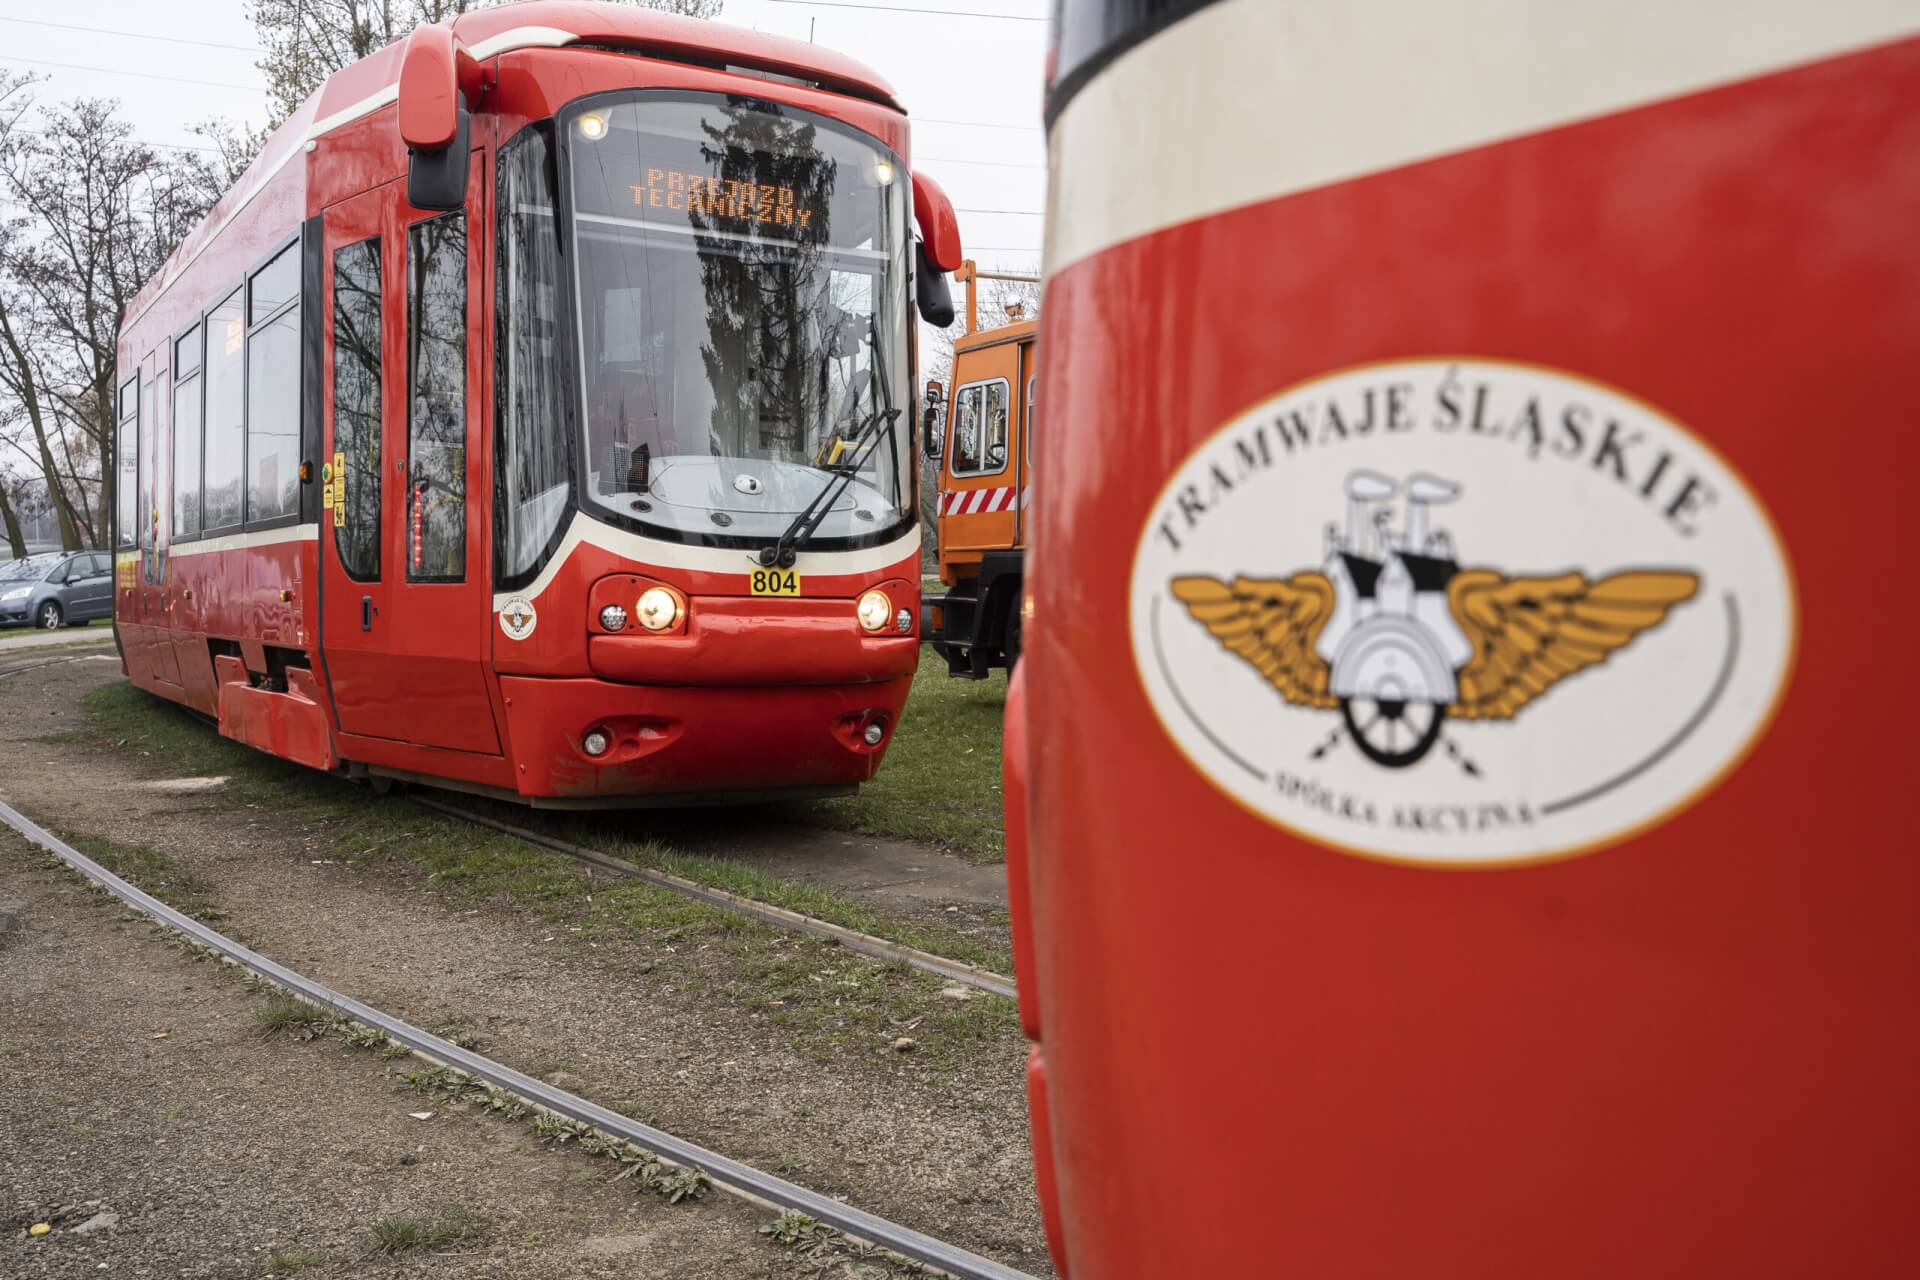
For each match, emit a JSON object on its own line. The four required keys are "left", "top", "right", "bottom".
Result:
{"left": 368, "top": 1206, "right": 486, "bottom": 1255}
{"left": 808, "top": 646, "right": 1007, "bottom": 863}
{"left": 59, "top": 829, "right": 222, "bottom": 920}
{"left": 255, "top": 993, "right": 319, "bottom": 1035}
{"left": 260, "top": 1247, "right": 327, "bottom": 1274}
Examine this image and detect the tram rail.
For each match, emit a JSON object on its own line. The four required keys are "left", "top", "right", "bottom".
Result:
{"left": 413, "top": 797, "right": 1019, "bottom": 1001}
{"left": 0, "top": 794, "right": 1037, "bottom": 1280}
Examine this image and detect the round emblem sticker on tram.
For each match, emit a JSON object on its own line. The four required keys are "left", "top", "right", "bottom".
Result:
{"left": 1129, "top": 359, "right": 1795, "bottom": 868}
{"left": 499, "top": 596, "right": 538, "bottom": 642}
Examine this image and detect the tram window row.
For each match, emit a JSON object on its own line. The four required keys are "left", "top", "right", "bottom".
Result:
{"left": 117, "top": 239, "right": 305, "bottom": 550}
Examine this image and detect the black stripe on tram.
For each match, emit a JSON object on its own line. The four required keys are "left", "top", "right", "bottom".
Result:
{"left": 1044, "top": 0, "right": 1231, "bottom": 130}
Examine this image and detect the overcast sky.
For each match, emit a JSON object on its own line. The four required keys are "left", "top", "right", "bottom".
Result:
{"left": 0, "top": 0, "right": 1048, "bottom": 270}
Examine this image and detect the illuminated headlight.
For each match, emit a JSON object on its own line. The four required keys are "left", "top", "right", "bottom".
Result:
{"left": 0, "top": 587, "right": 28, "bottom": 602}
{"left": 894, "top": 608, "right": 913, "bottom": 634}
{"left": 576, "top": 112, "right": 609, "bottom": 141}
{"left": 636, "top": 587, "right": 681, "bottom": 632}
{"left": 599, "top": 604, "right": 628, "bottom": 632}
{"left": 582, "top": 729, "right": 610, "bottom": 757}
{"left": 856, "top": 589, "right": 892, "bottom": 633}
{"left": 872, "top": 159, "right": 895, "bottom": 185}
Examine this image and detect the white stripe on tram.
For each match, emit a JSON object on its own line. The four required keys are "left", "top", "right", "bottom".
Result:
{"left": 1045, "top": 0, "right": 1920, "bottom": 274}
{"left": 495, "top": 513, "right": 923, "bottom": 612}
{"left": 125, "top": 26, "right": 580, "bottom": 332}
{"left": 168, "top": 524, "right": 320, "bottom": 559}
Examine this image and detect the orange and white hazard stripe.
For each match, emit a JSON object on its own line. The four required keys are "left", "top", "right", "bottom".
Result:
{"left": 940, "top": 486, "right": 1031, "bottom": 516}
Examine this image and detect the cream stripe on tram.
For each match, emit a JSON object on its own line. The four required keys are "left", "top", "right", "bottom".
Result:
{"left": 1045, "top": 0, "right": 1920, "bottom": 275}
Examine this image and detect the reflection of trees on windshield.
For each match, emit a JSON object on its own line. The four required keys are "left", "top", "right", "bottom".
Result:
{"left": 689, "top": 103, "right": 836, "bottom": 466}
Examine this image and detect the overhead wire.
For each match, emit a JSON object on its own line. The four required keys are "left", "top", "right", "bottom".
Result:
{"left": 0, "top": 16, "right": 262, "bottom": 55}
{"left": 0, "top": 56, "right": 263, "bottom": 93}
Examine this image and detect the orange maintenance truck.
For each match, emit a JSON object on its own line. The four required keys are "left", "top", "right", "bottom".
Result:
{"left": 921, "top": 261, "right": 1038, "bottom": 678}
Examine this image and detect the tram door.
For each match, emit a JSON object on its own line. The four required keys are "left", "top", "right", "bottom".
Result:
{"left": 319, "top": 164, "right": 500, "bottom": 755}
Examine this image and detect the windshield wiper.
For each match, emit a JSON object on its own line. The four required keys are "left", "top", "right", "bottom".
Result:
{"left": 760, "top": 315, "right": 899, "bottom": 569}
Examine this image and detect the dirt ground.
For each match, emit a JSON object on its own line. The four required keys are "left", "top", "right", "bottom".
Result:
{"left": 0, "top": 662, "right": 1049, "bottom": 1278}
{"left": 0, "top": 834, "right": 783, "bottom": 1279}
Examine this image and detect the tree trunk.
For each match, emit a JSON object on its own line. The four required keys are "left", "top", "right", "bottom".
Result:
{"left": 0, "top": 301, "right": 83, "bottom": 550}
{"left": 0, "top": 480, "right": 26, "bottom": 559}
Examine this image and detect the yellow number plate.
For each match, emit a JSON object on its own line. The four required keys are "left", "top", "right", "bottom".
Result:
{"left": 750, "top": 567, "right": 801, "bottom": 597}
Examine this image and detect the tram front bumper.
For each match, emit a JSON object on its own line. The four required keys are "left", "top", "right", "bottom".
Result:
{"left": 497, "top": 674, "right": 915, "bottom": 804}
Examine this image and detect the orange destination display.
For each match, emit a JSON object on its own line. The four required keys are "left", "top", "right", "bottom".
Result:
{"left": 630, "top": 168, "right": 819, "bottom": 231}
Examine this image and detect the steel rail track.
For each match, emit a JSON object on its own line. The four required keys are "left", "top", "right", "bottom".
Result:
{"left": 414, "top": 797, "right": 1020, "bottom": 1001}
{"left": 0, "top": 795, "right": 1037, "bottom": 1280}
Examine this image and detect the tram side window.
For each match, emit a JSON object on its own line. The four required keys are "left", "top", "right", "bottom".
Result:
{"left": 408, "top": 214, "right": 467, "bottom": 582}
{"left": 495, "top": 124, "right": 571, "bottom": 587}
{"left": 138, "top": 370, "right": 158, "bottom": 553}
{"left": 246, "top": 243, "right": 302, "bottom": 524}
{"left": 203, "top": 289, "right": 246, "bottom": 530}
{"left": 951, "top": 379, "right": 1009, "bottom": 477}
{"left": 115, "top": 376, "right": 137, "bottom": 547}
{"left": 332, "top": 238, "right": 382, "bottom": 580}
{"left": 173, "top": 324, "right": 203, "bottom": 538}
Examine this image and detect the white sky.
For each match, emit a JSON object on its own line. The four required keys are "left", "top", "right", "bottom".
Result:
{"left": 0, "top": 0, "right": 1049, "bottom": 269}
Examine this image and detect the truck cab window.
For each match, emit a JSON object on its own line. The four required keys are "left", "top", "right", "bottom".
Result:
{"left": 951, "top": 379, "right": 1009, "bottom": 477}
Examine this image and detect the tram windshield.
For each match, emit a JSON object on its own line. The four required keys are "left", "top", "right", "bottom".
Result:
{"left": 562, "top": 94, "right": 912, "bottom": 547}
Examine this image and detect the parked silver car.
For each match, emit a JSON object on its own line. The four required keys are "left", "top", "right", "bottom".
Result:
{"left": 0, "top": 552, "right": 115, "bottom": 629}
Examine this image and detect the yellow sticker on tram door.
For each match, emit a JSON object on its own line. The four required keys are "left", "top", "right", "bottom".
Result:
{"left": 331, "top": 451, "right": 346, "bottom": 527}
{"left": 750, "top": 567, "right": 801, "bottom": 597}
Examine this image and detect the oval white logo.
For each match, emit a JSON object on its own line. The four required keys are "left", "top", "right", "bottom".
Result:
{"left": 498, "top": 595, "right": 538, "bottom": 641}
{"left": 1130, "top": 359, "right": 1795, "bottom": 867}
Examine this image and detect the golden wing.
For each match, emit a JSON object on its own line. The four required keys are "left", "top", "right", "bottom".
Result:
{"left": 1447, "top": 568, "right": 1700, "bottom": 720}
{"left": 1170, "top": 573, "right": 1337, "bottom": 710}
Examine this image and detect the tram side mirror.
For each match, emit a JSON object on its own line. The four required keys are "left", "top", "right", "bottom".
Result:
{"left": 915, "top": 241, "right": 956, "bottom": 327}
{"left": 407, "top": 107, "right": 470, "bottom": 211}
{"left": 399, "top": 23, "right": 480, "bottom": 212}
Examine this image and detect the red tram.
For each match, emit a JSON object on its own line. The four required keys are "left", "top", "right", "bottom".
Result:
{"left": 1015, "top": 2, "right": 1917, "bottom": 1276}
{"left": 113, "top": 3, "right": 963, "bottom": 805}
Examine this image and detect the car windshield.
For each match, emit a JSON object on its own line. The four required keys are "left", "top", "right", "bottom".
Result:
{"left": 562, "top": 94, "right": 911, "bottom": 546}
{"left": 0, "top": 554, "right": 58, "bottom": 582}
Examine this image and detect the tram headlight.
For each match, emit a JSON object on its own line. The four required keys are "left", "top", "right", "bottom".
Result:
{"left": 599, "top": 604, "right": 628, "bottom": 632}
{"left": 582, "top": 729, "right": 610, "bottom": 758}
{"left": 576, "top": 112, "right": 609, "bottom": 142}
{"left": 857, "top": 589, "right": 892, "bottom": 633}
{"left": 636, "top": 587, "right": 682, "bottom": 632}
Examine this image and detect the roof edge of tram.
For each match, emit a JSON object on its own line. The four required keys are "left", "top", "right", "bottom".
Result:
{"left": 124, "top": 0, "right": 903, "bottom": 332}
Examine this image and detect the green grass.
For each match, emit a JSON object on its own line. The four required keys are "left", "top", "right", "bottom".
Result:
{"left": 369, "top": 1206, "right": 486, "bottom": 1255}
{"left": 71, "top": 682, "right": 1021, "bottom": 1070}
{"left": 60, "top": 829, "right": 223, "bottom": 920}
{"left": 260, "top": 1247, "right": 327, "bottom": 1274}
{"left": 809, "top": 645, "right": 1008, "bottom": 863}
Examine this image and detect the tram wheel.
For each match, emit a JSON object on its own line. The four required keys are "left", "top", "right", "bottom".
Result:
{"left": 1339, "top": 695, "right": 1445, "bottom": 768}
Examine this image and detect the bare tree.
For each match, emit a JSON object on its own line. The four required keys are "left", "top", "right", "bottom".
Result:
{"left": 0, "top": 80, "right": 217, "bottom": 551}
{"left": 250, "top": 0, "right": 725, "bottom": 126}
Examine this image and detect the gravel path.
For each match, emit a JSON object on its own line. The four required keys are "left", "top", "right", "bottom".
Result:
{"left": 0, "top": 833, "right": 781, "bottom": 1279}
{"left": 0, "top": 663, "right": 1049, "bottom": 1277}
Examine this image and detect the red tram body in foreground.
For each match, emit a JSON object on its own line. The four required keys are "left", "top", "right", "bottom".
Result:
{"left": 1014, "top": 2, "right": 1917, "bottom": 1277}
{"left": 113, "top": 4, "right": 963, "bottom": 805}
